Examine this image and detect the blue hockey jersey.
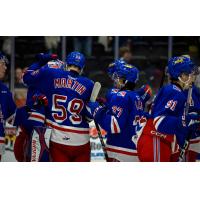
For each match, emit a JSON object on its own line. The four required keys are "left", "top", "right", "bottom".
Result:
{"left": 106, "top": 85, "right": 151, "bottom": 109}
{"left": 184, "top": 85, "right": 200, "bottom": 155}
{"left": 24, "top": 60, "right": 64, "bottom": 107}
{"left": 93, "top": 89, "right": 146, "bottom": 161}
{"left": 0, "top": 81, "right": 16, "bottom": 141}
{"left": 151, "top": 83, "right": 189, "bottom": 147}
{"left": 23, "top": 65, "right": 94, "bottom": 146}
{"left": 14, "top": 61, "right": 53, "bottom": 133}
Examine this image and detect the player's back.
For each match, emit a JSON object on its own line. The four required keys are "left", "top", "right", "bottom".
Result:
{"left": 24, "top": 66, "right": 94, "bottom": 146}
{"left": 106, "top": 88, "right": 119, "bottom": 102}
{"left": 106, "top": 90, "right": 144, "bottom": 150}
{"left": 35, "top": 68, "right": 93, "bottom": 126}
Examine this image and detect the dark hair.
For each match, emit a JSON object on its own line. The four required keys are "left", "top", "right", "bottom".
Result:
{"left": 170, "top": 77, "right": 178, "bottom": 82}
{"left": 119, "top": 47, "right": 131, "bottom": 57}
{"left": 122, "top": 81, "right": 136, "bottom": 91}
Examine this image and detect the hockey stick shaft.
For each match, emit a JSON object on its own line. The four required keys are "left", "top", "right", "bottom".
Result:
{"left": 159, "top": 66, "right": 167, "bottom": 89}
{"left": 90, "top": 82, "right": 109, "bottom": 161}
{"left": 178, "top": 87, "right": 193, "bottom": 162}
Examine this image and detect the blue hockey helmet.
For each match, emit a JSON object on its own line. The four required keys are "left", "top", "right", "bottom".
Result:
{"left": 0, "top": 52, "right": 8, "bottom": 65}
{"left": 66, "top": 51, "right": 85, "bottom": 69}
{"left": 115, "top": 63, "right": 139, "bottom": 83}
{"left": 107, "top": 59, "right": 126, "bottom": 77}
{"left": 167, "top": 56, "right": 195, "bottom": 79}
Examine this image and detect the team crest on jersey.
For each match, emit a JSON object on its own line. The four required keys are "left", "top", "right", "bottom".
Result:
{"left": 117, "top": 91, "right": 127, "bottom": 97}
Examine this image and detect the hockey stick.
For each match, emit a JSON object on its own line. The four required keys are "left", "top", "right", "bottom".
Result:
{"left": 90, "top": 82, "right": 109, "bottom": 161}
{"left": 178, "top": 86, "right": 193, "bottom": 162}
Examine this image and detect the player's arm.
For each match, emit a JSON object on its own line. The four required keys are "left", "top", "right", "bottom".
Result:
{"left": 150, "top": 91, "right": 189, "bottom": 142}
{"left": 152, "top": 95, "right": 185, "bottom": 135}
{"left": 136, "top": 84, "right": 152, "bottom": 106}
{"left": 0, "top": 90, "right": 16, "bottom": 160}
{"left": 27, "top": 93, "right": 48, "bottom": 127}
{"left": 154, "top": 113, "right": 200, "bottom": 147}
{"left": 87, "top": 95, "right": 129, "bottom": 134}
{"left": 4, "top": 90, "right": 16, "bottom": 122}
{"left": 23, "top": 53, "right": 57, "bottom": 87}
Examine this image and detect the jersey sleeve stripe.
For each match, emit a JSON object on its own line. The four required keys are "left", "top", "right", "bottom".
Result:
{"left": 154, "top": 116, "right": 165, "bottom": 130}
{"left": 0, "top": 137, "right": 5, "bottom": 143}
{"left": 111, "top": 116, "right": 120, "bottom": 134}
{"left": 29, "top": 113, "right": 45, "bottom": 121}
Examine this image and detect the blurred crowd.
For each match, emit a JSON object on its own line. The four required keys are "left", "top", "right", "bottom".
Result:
{"left": 1, "top": 36, "right": 200, "bottom": 107}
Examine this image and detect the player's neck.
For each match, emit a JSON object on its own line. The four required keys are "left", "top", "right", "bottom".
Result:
{"left": 69, "top": 70, "right": 80, "bottom": 76}
{"left": 121, "top": 82, "right": 136, "bottom": 91}
{"left": 171, "top": 81, "right": 184, "bottom": 91}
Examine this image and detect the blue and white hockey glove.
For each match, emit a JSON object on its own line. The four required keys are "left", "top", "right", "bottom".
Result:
{"left": 137, "top": 84, "right": 153, "bottom": 102}
{"left": 86, "top": 101, "right": 103, "bottom": 118}
{"left": 185, "top": 113, "right": 200, "bottom": 132}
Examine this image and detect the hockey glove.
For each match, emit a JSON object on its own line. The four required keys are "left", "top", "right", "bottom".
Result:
{"left": 35, "top": 53, "right": 58, "bottom": 66}
{"left": 137, "top": 84, "right": 153, "bottom": 103}
{"left": 32, "top": 94, "right": 48, "bottom": 107}
{"left": 86, "top": 101, "right": 103, "bottom": 118}
{"left": 96, "top": 97, "right": 107, "bottom": 106}
{"left": 184, "top": 113, "right": 200, "bottom": 132}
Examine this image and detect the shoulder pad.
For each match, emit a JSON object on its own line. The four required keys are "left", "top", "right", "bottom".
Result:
{"left": 111, "top": 88, "right": 119, "bottom": 93}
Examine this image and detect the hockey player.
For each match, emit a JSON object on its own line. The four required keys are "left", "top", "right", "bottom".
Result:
{"left": 136, "top": 56, "right": 200, "bottom": 162}
{"left": 14, "top": 53, "right": 60, "bottom": 161}
{"left": 106, "top": 59, "right": 152, "bottom": 109}
{"left": 173, "top": 66, "right": 200, "bottom": 162}
{"left": 0, "top": 52, "right": 16, "bottom": 161}
{"left": 23, "top": 51, "right": 94, "bottom": 162}
{"left": 87, "top": 62, "right": 146, "bottom": 161}
{"left": 184, "top": 84, "right": 200, "bottom": 161}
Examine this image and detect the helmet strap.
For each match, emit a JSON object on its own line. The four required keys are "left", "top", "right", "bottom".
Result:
{"left": 116, "top": 77, "right": 125, "bottom": 89}
{"left": 178, "top": 74, "right": 192, "bottom": 90}
{"left": 79, "top": 68, "right": 83, "bottom": 75}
